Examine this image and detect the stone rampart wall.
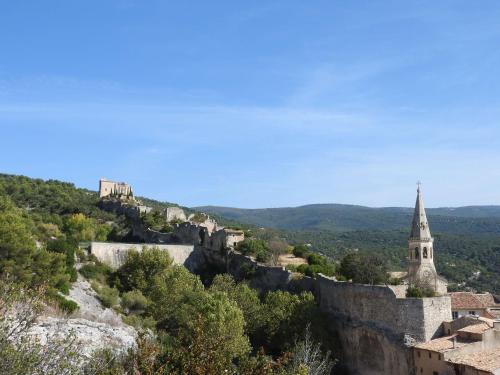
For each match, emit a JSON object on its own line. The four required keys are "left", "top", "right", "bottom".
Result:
{"left": 89, "top": 242, "right": 196, "bottom": 269}
{"left": 200, "top": 250, "right": 451, "bottom": 375}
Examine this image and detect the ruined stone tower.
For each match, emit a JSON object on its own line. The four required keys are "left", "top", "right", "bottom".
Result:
{"left": 407, "top": 185, "right": 447, "bottom": 294}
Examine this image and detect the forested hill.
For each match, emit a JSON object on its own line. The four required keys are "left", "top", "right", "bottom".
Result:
{"left": 194, "top": 204, "right": 500, "bottom": 234}
{"left": 196, "top": 204, "right": 500, "bottom": 293}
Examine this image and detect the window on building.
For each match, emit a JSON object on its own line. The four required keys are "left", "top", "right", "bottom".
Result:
{"left": 452, "top": 311, "right": 458, "bottom": 319}
{"left": 417, "top": 351, "right": 421, "bottom": 358}
{"left": 423, "top": 247, "right": 428, "bottom": 258}
{"left": 415, "top": 248, "right": 419, "bottom": 259}
{"left": 469, "top": 311, "right": 477, "bottom": 316}
{"left": 428, "top": 352, "right": 431, "bottom": 359}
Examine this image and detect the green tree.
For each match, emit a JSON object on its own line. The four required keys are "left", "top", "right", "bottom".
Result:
{"left": 237, "top": 238, "right": 270, "bottom": 263}
{"left": 148, "top": 265, "right": 204, "bottom": 325}
{"left": 0, "top": 196, "right": 37, "bottom": 284}
{"left": 114, "top": 247, "right": 173, "bottom": 294}
{"left": 172, "top": 291, "right": 250, "bottom": 374}
{"left": 258, "top": 291, "right": 322, "bottom": 353}
{"left": 338, "top": 252, "right": 388, "bottom": 285}
{"left": 209, "top": 274, "right": 262, "bottom": 336}
{"left": 64, "top": 213, "right": 97, "bottom": 242}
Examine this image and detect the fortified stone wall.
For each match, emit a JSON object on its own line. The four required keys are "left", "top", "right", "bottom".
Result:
{"left": 200, "top": 249, "right": 451, "bottom": 375}
{"left": 316, "top": 275, "right": 451, "bottom": 342}
{"left": 165, "top": 207, "right": 187, "bottom": 222}
{"left": 88, "top": 242, "right": 204, "bottom": 272}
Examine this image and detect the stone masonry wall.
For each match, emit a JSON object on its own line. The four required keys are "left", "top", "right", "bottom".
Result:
{"left": 200, "top": 250, "right": 451, "bottom": 375}
{"left": 89, "top": 242, "right": 199, "bottom": 270}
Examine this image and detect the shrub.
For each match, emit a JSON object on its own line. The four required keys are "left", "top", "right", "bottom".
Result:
{"left": 292, "top": 245, "right": 309, "bottom": 258}
{"left": 256, "top": 251, "right": 270, "bottom": 263}
{"left": 56, "top": 279, "right": 71, "bottom": 295}
{"left": 406, "top": 286, "right": 436, "bottom": 298}
{"left": 389, "top": 277, "right": 403, "bottom": 285}
{"left": 91, "top": 281, "right": 119, "bottom": 308}
{"left": 307, "top": 253, "right": 325, "bottom": 266}
{"left": 56, "top": 296, "right": 79, "bottom": 314}
{"left": 122, "top": 314, "right": 157, "bottom": 330}
{"left": 68, "top": 267, "right": 78, "bottom": 282}
{"left": 286, "top": 264, "right": 298, "bottom": 272}
{"left": 79, "top": 262, "right": 112, "bottom": 283}
{"left": 48, "top": 292, "right": 79, "bottom": 314}
{"left": 237, "top": 238, "right": 267, "bottom": 254}
{"left": 121, "top": 290, "right": 150, "bottom": 312}
{"left": 240, "top": 263, "right": 257, "bottom": 279}
{"left": 294, "top": 255, "right": 335, "bottom": 278}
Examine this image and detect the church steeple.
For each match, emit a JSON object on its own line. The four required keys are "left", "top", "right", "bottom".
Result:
{"left": 410, "top": 184, "right": 432, "bottom": 240}
{"left": 406, "top": 184, "right": 448, "bottom": 295}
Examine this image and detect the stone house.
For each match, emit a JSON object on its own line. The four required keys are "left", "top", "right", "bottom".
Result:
{"left": 413, "top": 317, "right": 500, "bottom": 375}
{"left": 449, "top": 292, "right": 500, "bottom": 320}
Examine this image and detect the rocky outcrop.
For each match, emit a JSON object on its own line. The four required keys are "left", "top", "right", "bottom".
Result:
{"left": 29, "top": 276, "right": 137, "bottom": 358}
{"left": 28, "top": 316, "right": 136, "bottom": 357}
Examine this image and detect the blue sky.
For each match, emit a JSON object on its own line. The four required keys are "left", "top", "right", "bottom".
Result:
{"left": 1, "top": 1, "right": 500, "bottom": 208}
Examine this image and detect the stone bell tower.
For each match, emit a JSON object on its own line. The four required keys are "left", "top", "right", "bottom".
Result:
{"left": 407, "top": 184, "right": 447, "bottom": 294}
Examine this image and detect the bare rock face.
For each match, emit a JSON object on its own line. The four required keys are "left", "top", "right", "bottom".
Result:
{"left": 29, "top": 316, "right": 137, "bottom": 357}
{"left": 29, "top": 276, "right": 137, "bottom": 358}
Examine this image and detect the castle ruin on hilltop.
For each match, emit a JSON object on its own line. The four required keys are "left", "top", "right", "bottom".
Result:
{"left": 99, "top": 178, "right": 133, "bottom": 199}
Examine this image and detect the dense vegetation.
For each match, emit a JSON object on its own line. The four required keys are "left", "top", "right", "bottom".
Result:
{"left": 283, "top": 229, "right": 500, "bottom": 293}
{"left": 0, "top": 173, "right": 336, "bottom": 374}
{"left": 78, "top": 247, "right": 336, "bottom": 374}
{"left": 200, "top": 204, "right": 500, "bottom": 294}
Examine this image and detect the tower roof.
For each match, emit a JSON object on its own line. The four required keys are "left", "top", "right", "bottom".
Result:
{"left": 410, "top": 185, "right": 432, "bottom": 240}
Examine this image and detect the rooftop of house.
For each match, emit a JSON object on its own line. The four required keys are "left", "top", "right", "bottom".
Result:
{"left": 414, "top": 334, "right": 469, "bottom": 353}
{"left": 457, "top": 322, "right": 492, "bottom": 335}
{"left": 447, "top": 347, "right": 500, "bottom": 372}
{"left": 416, "top": 318, "right": 497, "bottom": 353}
{"left": 449, "top": 292, "right": 500, "bottom": 310}
{"left": 488, "top": 309, "right": 500, "bottom": 319}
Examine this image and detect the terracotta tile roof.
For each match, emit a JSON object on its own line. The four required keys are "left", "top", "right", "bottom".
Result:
{"left": 486, "top": 309, "right": 500, "bottom": 319}
{"left": 448, "top": 347, "right": 500, "bottom": 372}
{"left": 476, "top": 294, "right": 498, "bottom": 307}
{"left": 457, "top": 322, "right": 491, "bottom": 334}
{"left": 414, "top": 335, "right": 468, "bottom": 352}
{"left": 449, "top": 292, "right": 498, "bottom": 310}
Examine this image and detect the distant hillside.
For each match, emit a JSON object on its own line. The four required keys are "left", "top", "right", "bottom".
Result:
{"left": 195, "top": 204, "right": 500, "bottom": 235}
{"left": 196, "top": 203, "right": 500, "bottom": 293}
